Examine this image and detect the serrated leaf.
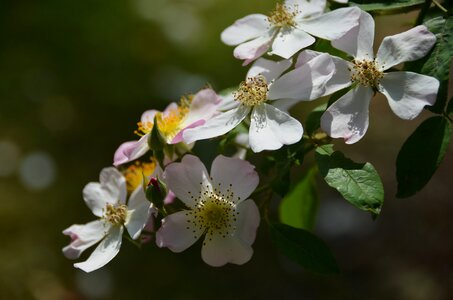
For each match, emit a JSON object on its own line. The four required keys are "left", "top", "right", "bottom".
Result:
{"left": 279, "top": 167, "right": 319, "bottom": 230}
{"left": 269, "top": 223, "right": 339, "bottom": 274}
{"left": 396, "top": 116, "right": 452, "bottom": 198}
{"left": 350, "top": 0, "right": 424, "bottom": 13}
{"left": 315, "top": 144, "right": 384, "bottom": 215}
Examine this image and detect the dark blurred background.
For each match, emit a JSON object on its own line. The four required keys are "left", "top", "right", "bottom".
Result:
{"left": 0, "top": 0, "right": 452, "bottom": 299}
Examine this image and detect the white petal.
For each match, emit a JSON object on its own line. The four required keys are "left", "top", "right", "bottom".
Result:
{"left": 113, "top": 135, "right": 150, "bottom": 166}
{"left": 217, "top": 91, "right": 240, "bottom": 111}
{"left": 249, "top": 104, "right": 303, "bottom": 152}
{"left": 99, "top": 167, "right": 127, "bottom": 204}
{"left": 125, "top": 186, "right": 151, "bottom": 240}
{"left": 201, "top": 235, "right": 253, "bottom": 267}
{"left": 299, "top": 7, "right": 360, "bottom": 41}
{"left": 379, "top": 71, "right": 439, "bottom": 120}
{"left": 235, "top": 199, "right": 260, "bottom": 245}
{"left": 62, "top": 220, "right": 106, "bottom": 260}
{"left": 271, "top": 98, "right": 298, "bottom": 112}
{"left": 331, "top": 10, "right": 374, "bottom": 60}
{"left": 269, "top": 52, "right": 334, "bottom": 100}
{"left": 233, "top": 35, "right": 274, "bottom": 66}
{"left": 321, "top": 85, "right": 373, "bottom": 144}
{"left": 221, "top": 14, "right": 269, "bottom": 46}
{"left": 210, "top": 155, "right": 259, "bottom": 202}
{"left": 155, "top": 211, "right": 203, "bottom": 253}
{"left": 270, "top": 28, "right": 315, "bottom": 59}
{"left": 140, "top": 110, "right": 158, "bottom": 124}
{"left": 376, "top": 25, "right": 436, "bottom": 70}
{"left": 182, "top": 105, "right": 250, "bottom": 144}
{"left": 291, "top": 0, "right": 325, "bottom": 18}
{"left": 74, "top": 225, "right": 123, "bottom": 273}
{"left": 247, "top": 57, "right": 293, "bottom": 83}
{"left": 163, "top": 155, "right": 211, "bottom": 208}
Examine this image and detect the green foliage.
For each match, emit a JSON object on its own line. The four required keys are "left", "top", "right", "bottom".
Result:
{"left": 350, "top": 0, "right": 425, "bottom": 13}
{"left": 396, "top": 116, "right": 452, "bottom": 198}
{"left": 406, "top": 16, "right": 453, "bottom": 114}
{"left": 315, "top": 144, "right": 384, "bottom": 215}
{"left": 306, "top": 103, "right": 327, "bottom": 136}
{"left": 279, "top": 167, "right": 319, "bottom": 231}
{"left": 269, "top": 223, "right": 339, "bottom": 274}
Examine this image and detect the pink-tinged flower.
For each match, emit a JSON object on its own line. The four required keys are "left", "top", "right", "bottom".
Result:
{"left": 183, "top": 53, "right": 335, "bottom": 152}
{"left": 316, "top": 10, "right": 439, "bottom": 144}
{"left": 63, "top": 168, "right": 153, "bottom": 272}
{"left": 156, "top": 155, "right": 260, "bottom": 267}
{"left": 221, "top": 0, "right": 360, "bottom": 64}
{"left": 113, "top": 89, "right": 222, "bottom": 166}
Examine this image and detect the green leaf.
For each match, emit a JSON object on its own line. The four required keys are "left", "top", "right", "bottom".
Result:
{"left": 269, "top": 223, "right": 339, "bottom": 274}
{"left": 279, "top": 167, "right": 319, "bottom": 231}
{"left": 315, "top": 144, "right": 384, "bottom": 215}
{"left": 406, "top": 16, "right": 453, "bottom": 114}
{"left": 350, "top": 0, "right": 424, "bottom": 13}
{"left": 396, "top": 116, "right": 452, "bottom": 197}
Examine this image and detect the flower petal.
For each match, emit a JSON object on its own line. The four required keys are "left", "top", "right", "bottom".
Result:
{"left": 201, "top": 235, "right": 253, "bottom": 267}
{"left": 269, "top": 52, "right": 335, "bottom": 100}
{"left": 182, "top": 88, "right": 222, "bottom": 127}
{"left": 163, "top": 155, "right": 211, "bottom": 208}
{"left": 221, "top": 14, "right": 269, "bottom": 46}
{"left": 321, "top": 85, "right": 373, "bottom": 144}
{"left": 235, "top": 199, "right": 260, "bottom": 245}
{"left": 247, "top": 57, "right": 293, "bottom": 83}
{"left": 291, "top": 0, "right": 325, "bottom": 18}
{"left": 113, "top": 135, "right": 150, "bottom": 166}
{"left": 125, "top": 186, "right": 152, "bottom": 240}
{"left": 234, "top": 35, "right": 274, "bottom": 66}
{"left": 331, "top": 9, "right": 374, "bottom": 59}
{"left": 270, "top": 28, "right": 315, "bottom": 59}
{"left": 155, "top": 211, "right": 203, "bottom": 253}
{"left": 299, "top": 7, "right": 360, "bottom": 41}
{"left": 140, "top": 110, "right": 158, "bottom": 124}
{"left": 249, "top": 104, "right": 303, "bottom": 152}
{"left": 379, "top": 71, "right": 439, "bottom": 120}
{"left": 376, "top": 25, "right": 436, "bottom": 70}
{"left": 210, "top": 155, "right": 259, "bottom": 202}
{"left": 62, "top": 220, "right": 106, "bottom": 260}
{"left": 74, "top": 225, "right": 123, "bottom": 273}
{"left": 182, "top": 105, "right": 250, "bottom": 144}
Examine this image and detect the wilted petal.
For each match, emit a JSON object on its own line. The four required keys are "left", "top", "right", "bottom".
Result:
{"left": 235, "top": 199, "right": 260, "bottom": 245}
{"left": 183, "top": 105, "right": 250, "bottom": 144}
{"left": 201, "top": 234, "right": 253, "bottom": 267}
{"left": 74, "top": 225, "right": 123, "bottom": 273}
{"left": 113, "top": 135, "right": 150, "bottom": 166}
{"left": 156, "top": 211, "right": 203, "bottom": 253}
{"left": 376, "top": 25, "right": 436, "bottom": 70}
{"left": 379, "top": 71, "right": 439, "bottom": 120}
{"left": 270, "top": 28, "right": 316, "bottom": 59}
{"left": 163, "top": 155, "right": 211, "bottom": 208}
{"left": 210, "top": 155, "right": 259, "bottom": 202}
{"left": 234, "top": 35, "right": 274, "bottom": 66}
{"left": 249, "top": 104, "right": 303, "bottom": 152}
{"left": 321, "top": 85, "right": 373, "bottom": 144}
{"left": 247, "top": 57, "right": 293, "bottom": 83}
{"left": 221, "top": 14, "right": 269, "bottom": 45}
{"left": 125, "top": 186, "right": 152, "bottom": 240}
{"left": 62, "top": 220, "right": 107, "bottom": 260}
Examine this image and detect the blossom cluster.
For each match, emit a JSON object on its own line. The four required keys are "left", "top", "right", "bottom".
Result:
{"left": 64, "top": 0, "right": 439, "bottom": 271}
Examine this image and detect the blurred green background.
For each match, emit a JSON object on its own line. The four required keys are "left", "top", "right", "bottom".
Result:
{"left": 1, "top": 0, "right": 452, "bottom": 299}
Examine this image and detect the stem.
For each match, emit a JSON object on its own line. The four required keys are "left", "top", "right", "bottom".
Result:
{"left": 444, "top": 111, "right": 453, "bottom": 123}
{"left": 416, "top": 0, "right": 432, "bottom": 25}
{"left": 433, "top": 0, "right": 449, "bottom": 12}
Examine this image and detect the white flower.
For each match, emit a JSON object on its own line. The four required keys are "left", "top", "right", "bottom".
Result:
{"left": 63, "top": 168, "right": 152, "bottom": 272}
{"left": 316, "top": 10, "right": 439, "bottom": 144}
{"left": 113, "top": 88, "right": 222, "bottom": 166}
{"left": 221, "top": 0, "right": 360, "bottom": 64}
{"left": 183, "top": 53, "right": 335, "bottom": 152}
{"left": 156, "top": 155, "right": 260, "bottom": 267}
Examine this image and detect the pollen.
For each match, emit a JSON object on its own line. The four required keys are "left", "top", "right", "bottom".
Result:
{"left": 156, "top": 96, "right": 192, "bottom": 142}
{"left": 268, "top": 3, "right": 298, "bottom": 28}
{"left": 124, "top": 159, "right": 156, "bottom": 193}
{"left": 350, "top": 59, "right": 384, "bottom": 89}
{"left": 234, "top": 75, "right": 269, "bottom": 107}
{"left": 104, "top": 203, "right": 128, "bottom": 226}
{"left": 134, "top": 121, "right": 154, "bottom": 137}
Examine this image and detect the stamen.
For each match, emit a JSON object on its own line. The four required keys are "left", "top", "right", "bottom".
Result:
{"left": 124, "top": 159, "right": 156, "bottom": 193}
{"left": 104, "top": 203, "right": 128, "bottom": 226}
{"left": 350, "top": 59, "right": 384, "bottom": 88}
{"left": 234, "top": 75, "right": 269, "bottom": 107}
{"left": 268, "top": 3, "right": 298, "bottom": 28}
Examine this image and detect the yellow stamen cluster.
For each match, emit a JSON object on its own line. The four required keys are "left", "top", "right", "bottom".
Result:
{"left": 134, "top": 120, "right": 153, "bottom": 137}
{"left": 156, "top": 96, "right": 192, "bottom": 141}
{"left": 124, "top": 159, "right": 156, "bottom": 193}
{"left": 268, "top": 3, "right": 298, "bottom": 28}
{"left": 185, "top": 183, "right": 239, "bottom": 241}
{"left": 350, "top": 59, "right": 384, "bottom": 88}
{"left": 234, "top": 75, "right": 269, "bottom": 107}
{"left": 104, "top": 203, "right": 128, "bottom": 226}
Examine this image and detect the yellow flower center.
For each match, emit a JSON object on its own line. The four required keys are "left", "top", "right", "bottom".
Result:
{"left": 124, "top": 159, "right": 156, "bottom": 193}
{"left": 350, "top": 59, "right": 384, "bottom": 88}
{"left": 234, "top": 75, "right": 269, "bottom": 107}
{"left": 134, "top": 120, "right": 154, "bottom": 137}
{"left": 104, "top": 203, "right": 128, "bottom": 226}
{"left": 268, "top": 3, "right": 298, "bottom": 28}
